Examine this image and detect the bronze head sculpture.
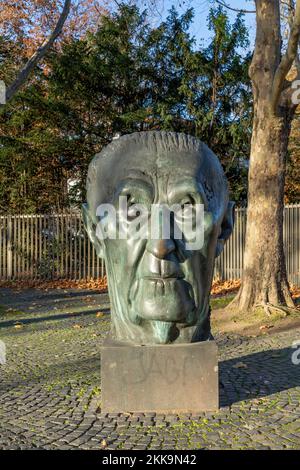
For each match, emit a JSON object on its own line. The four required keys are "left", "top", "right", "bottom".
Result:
{"left": 83, "top": 131, "right": 234, "bottom": 345}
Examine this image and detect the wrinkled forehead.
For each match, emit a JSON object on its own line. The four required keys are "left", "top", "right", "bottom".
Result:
{"left": 86, "top": 136, "right": 228, "bottom": 222}
{"left": 112, "top": 147, "right": 202, "bottom": 182}
{"left": 89, "top": 147, "right": 203, "bottom": 206}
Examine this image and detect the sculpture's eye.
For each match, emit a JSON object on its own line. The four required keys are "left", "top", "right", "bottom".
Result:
{"left": 180, "top": 196, "right": 195, "bottom": 212}
{"left": 127, "top": 196, "right": 142, "bottom": 221}
{"left": 127, "top": 204, "right": 141, "bottom": 221}
{"left": 177, "top": 196, "right": 199, "bottom": 233}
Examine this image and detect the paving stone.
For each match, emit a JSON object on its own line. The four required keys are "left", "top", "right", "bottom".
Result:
{"left": 0, "top": 287, "right": 300, "bottom": 450}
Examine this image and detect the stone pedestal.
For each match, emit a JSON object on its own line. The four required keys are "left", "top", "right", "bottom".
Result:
{"left": 101, "top": 339, "right": 218, "bottom": 413}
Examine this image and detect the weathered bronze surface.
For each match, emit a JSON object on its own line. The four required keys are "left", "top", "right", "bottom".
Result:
{"left": 83, "top": 131, "right": 234, "bottom": 345}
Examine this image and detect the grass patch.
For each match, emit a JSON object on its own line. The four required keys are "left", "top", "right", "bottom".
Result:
{"left": 0, "top": 306, "right": 26, "bottom": 316}
{"left": 212, "top": 299, "right": 300, "bottom": 336}
{"left": 229, "top": 305, "right": 299, "bottom": 327}
{"left": 210, "top": 295, "right": 234, "bottom": 310}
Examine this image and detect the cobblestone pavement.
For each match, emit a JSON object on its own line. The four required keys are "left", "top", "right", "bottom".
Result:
{"left": 0, "top": 287, "right": 300, "bottom": 450}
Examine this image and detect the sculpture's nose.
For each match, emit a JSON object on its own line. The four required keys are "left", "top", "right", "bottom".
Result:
{"left": 146, "top": 238, "right": 176, "bottom": 259}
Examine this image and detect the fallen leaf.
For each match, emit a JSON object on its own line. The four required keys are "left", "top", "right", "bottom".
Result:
{"left": 232, "top": 362, "right": 248, "bottom": 369}
{"left": 0, "top": 276, "right": 107, "bottom": 292}
{"left": 100, "top": 439, "right": 107, "bottom": 448}
{"left": 211, "top": 279, "right": 241, "bottom": 296}
{"left": 73, "top": 324, "right": 82, "bottom": 329}
{"left": 96, "top": 312, "right": 104, "bottom": 318}
{"left": 259, "top": 324, "right": 273, "bottom": 330}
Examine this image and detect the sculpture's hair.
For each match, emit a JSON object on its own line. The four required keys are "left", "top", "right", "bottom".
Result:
{"left": 86, "top": 131, "right": 228, "bottom": 217}
{"left": 102, "top": 131, "right": 201, "bottom": 156}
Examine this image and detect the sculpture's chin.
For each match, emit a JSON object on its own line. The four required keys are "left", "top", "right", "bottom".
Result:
{"left": 130, "top": 278, "right": 196, "bottom": 323}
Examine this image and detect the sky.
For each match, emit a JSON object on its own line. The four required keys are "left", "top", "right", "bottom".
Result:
{"left": 139, "top": 0, "right": 256, "bottom": 50}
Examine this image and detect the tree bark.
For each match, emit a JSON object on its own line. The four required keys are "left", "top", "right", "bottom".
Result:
{"left": 233, "top": 109, "right": 295, "bottom": 310}
{"left": 232, "top": 0, "right": 300, "bottom": 312}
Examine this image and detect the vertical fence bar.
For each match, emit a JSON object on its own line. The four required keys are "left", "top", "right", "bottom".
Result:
{"left": 17, "top": 216, "right": 20, "bottom": 280}
{"left": 70, "top": 214, "right": 73, "bottom": 280}
{"left": 298, "top": 203, "right": 300, "bottom": 285}
{"left": 87, "top": 226, "right": 91, "bottom": 279}
{"left": 7, "top": 216, "right": 12, "bottom": 280}
{"left": 236, "top": 209, "right": 240, "bottom": 279}
{"left": 21, "top": 215, "right": 24, "bottom": 278}
{"left": 92, "top": 242, "right": 95, "bottom": 280}
{"left": 26, "top": 215, "right": 29, "bottom": 279}
{"left": 96, "top": 248, "right": 100, "bottom": 279}
{"left": 34, "top": 215, "right": 37, "bottom": 279}
{"left": 284, "top": 206, "right": 288, "bottom": 282}
{"left": 79, "top": 215, "right": 82, "bottom": 280}
{"left": 0, "top": 218, "right": 2, "bottom": 279}
{"left": 74, "top": 214, "right": 77, "bottom": 280}
{"left": 57, "top": 214, "right": 60, "bottom": 279}
{"left": 83, "top": 217, "right": 87, "bottom": 280}
{"left": 59, "top": 214, "right": 63, "bottom": 279}
{"left": 3, "top": 217, "right": 7, "bottom": 278}
{"left": 29, "top": 216, "right": 33, "bottom": 279}
{"left": 64, "top": 214, "right": 67, "bottom": 279}
{"left": 12, "top": 216, "right": 15, "bottom": 280}
{"left": 290, "top": 205, "right": 293, "bottom": 284}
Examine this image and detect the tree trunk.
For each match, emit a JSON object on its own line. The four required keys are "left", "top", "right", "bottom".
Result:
{"left": 232, "top": 0, "right": 300, "bottom": 312}
{"left": 233, "top": 109, "right": 295, "bottom": 310}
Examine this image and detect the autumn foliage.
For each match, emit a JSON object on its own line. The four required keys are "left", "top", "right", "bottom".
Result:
{"left": 0, "top": 0, "right": 107, "bottom": 56}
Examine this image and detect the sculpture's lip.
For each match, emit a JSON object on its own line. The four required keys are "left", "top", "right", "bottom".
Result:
{"left": 141, "top": 275, "right": 184, "bottom": 281}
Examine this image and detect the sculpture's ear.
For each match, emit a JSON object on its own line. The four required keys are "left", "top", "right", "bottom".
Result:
{"left": 215, "top": 201, "right": 235, "bottom": 257}
{"left": 82, "top": 203, "right": 104, "bottom": 258}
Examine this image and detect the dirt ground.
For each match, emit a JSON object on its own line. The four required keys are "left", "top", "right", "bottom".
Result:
{"left": 211, "top": 295, "right": 300, "bottom": 338}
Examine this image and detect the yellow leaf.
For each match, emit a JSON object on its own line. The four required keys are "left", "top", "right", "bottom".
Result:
{"left": 232, "top": 362, "right": 248, "bottom": 369}
{"left": 259, "top": 324, "right": 273, "bottom": 330}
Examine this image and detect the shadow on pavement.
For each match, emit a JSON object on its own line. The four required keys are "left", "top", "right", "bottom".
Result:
{"left": 0, "top": 308, "right": 110, "bottom": 328}
{"left": 219, "top": 346, "right": 300, "bottom": 406}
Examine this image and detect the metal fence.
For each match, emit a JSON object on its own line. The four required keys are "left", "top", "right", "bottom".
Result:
{"left": 0, "top": 214, "right": 105, "bottom": 281}
{"left": 214, "top": 204, "right": 300, "bottom": 285}
{"left": 214, "top": 207, "right": 246, "bottom": 281}
{"left": 0, "top": 205, "right": 300, "bottom": 284}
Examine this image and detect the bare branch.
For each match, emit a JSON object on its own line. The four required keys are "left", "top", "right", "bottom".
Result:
{"left": 287, "top": 1, "right": 300, "bottom": 77}
{"left": 3, "top": 0, "right": 71, "bottom": 107}
{"left": 271, "top": 0, "right": 300, "bottom": 112}
{"left": 213, "top": 0, "right": 256, "bottom": 14}
{"left": 295, "top": 49, "right": 300, "bottom": 75}
{"left": 281, "top": 0, "right": 294, "bottom": 9}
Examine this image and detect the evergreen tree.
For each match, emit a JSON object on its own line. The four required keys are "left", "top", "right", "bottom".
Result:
{"left": 0, "top": 4, "right": 252, "bottom": 213}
